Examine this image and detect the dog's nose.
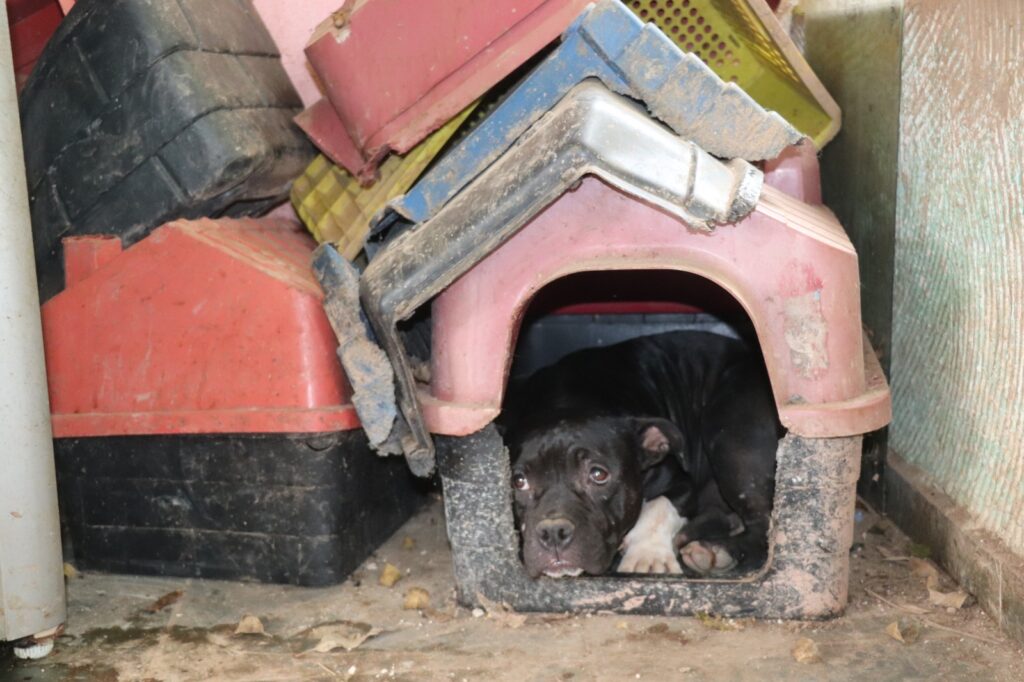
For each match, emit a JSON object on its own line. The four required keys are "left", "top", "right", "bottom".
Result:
{"left": 536, "top": 517, "right": 575, "bottom": 550}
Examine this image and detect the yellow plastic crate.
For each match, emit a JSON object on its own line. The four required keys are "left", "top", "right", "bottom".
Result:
{"left": 628, "top": 0, "right": 839, "bottom": 148}
{"left": 291, "top": 103, "right": 478, "bottom": 259}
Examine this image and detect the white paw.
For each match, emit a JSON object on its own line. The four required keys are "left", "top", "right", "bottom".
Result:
{"left": 679, "top": 541, "right": 737, "bottom": 575}
{"left": 619, "top": 540, "right": 683, "bottom": 574}
{"left": 618, "top": 497, "right": 686, "bottom": 574}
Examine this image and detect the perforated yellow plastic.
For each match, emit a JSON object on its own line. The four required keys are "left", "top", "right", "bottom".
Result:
{"left": 291, "top": 103, "right": 478, "bottom": 259}
{"left": 628, "top": 0, "right": 839, "bottom": 148}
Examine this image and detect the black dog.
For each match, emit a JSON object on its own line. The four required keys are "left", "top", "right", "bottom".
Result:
{"left": 502, "top": 331, "right": 782, "bottom": 578}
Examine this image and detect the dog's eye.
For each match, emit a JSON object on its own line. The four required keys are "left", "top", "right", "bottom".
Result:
{"left": 511, "top": 472, "right": 530, "bottom": 491}
{"left": 589, "top": 466, "right": 610, "bottom": 484}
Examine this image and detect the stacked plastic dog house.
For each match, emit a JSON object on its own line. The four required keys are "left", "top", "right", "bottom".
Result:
{"left": 300, "top": 0, "right": 892, "bottom": 618}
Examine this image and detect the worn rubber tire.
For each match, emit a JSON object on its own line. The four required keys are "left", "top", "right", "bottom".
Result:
{"left": 21, "top": 0, "right": 313, "bottom": 298}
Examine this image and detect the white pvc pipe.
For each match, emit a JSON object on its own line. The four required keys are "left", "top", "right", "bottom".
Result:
{"left": 0, "top": 2, "right": 67, "bottom": 644}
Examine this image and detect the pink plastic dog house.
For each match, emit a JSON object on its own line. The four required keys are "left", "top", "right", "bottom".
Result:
{"left": 418, "top": 169, "right": 891, "bottom": 617}
{"left": 426, "top": 177, "right": 888, "bottom": 440}
{"left": 319, "top": 83, "right": 889, "bottom": 617}
{"left": 418, "top": 174, "right": 890, "bottom": 619}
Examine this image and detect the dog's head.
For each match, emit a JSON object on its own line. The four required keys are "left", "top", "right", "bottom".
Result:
{"left": 508, "top": 415, "right": 684, "bottom": 578}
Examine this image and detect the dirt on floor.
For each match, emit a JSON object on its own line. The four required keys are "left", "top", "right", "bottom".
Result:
{"left": 2, "top": 498, "right": 1022, "bottom": 682}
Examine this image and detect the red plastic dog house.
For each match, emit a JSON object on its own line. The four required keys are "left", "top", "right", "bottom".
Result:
{"left": 40, "top": 218, "right": 425, "bottom": 585}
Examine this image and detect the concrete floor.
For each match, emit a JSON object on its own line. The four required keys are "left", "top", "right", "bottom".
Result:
{"left": 3, "top": 498, "right": 1022, "bottom": 681}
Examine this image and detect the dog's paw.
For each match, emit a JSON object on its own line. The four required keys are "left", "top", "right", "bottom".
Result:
{"left": 618, "top": 497, "right": 686, "bottom": 574}
{"left": 679, "top": 541, "right": 737, "bottom": 575}
{"left": 618, "top": 541, "right": 683, "bottom": 574}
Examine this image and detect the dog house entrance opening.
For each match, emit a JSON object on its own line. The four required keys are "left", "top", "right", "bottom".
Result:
{"left": 499, "top": 270, "right": 782, "bottom": 581}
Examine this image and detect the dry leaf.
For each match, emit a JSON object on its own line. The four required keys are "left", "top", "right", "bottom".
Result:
{"left": 893, "top": 601, "right": 931, "bottom": 616}
{"left": 908, "top": 557, "right": 937, "bottom": 577}
{"left": 303, "top": 621, "right": 381, "bottom": 653}
{"left": 492, "top": 611, "right": 527, "bottom": 629}
{"left": 379, "top": 563, "right": 403, "bottom": 587}
{"left": 475, "top": 593, "right": 506, "bottom": 613}
{"left": 234, "top": 614, "right": 266, "bottom": 635}
{"left": 402, "top": 536, "right": 416, "bottom": 550}
{"left": 928, "top": 588, "right": 968, "bottom": 610}
{"left": 885, "top": 619, "right": 920, "bottom": 645}
{"left": 876, "top": 546, "right": 910, "bottom": 562}
{"left": 423, "top": 607, "right": 454, "bottom": 623}
{"left": 475, "top": 593, "right": 528, "bottom": 629}
{"left": 909, "top": 558, "right": 940, "bottom": 589}
{"left": 695, "top": 612, "right": 742, "bottom": 631}
{"left": 63, "top": 563, "right": 80, "bottom": 579}
{"left": 791, "top": 637, "right": 821, "bottom": 664}
{"left": 145, "top": 590, "right": 184, "bottom": 613}
{"left": 403, "top": 587, "right": 431, "bottom": 610}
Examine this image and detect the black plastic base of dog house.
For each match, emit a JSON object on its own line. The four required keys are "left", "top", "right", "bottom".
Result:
{"left": 437, "top": 426, "right": 860, "bottom": 618}
{"left": 55, "top": 431, "right": 431, "bottom": 586}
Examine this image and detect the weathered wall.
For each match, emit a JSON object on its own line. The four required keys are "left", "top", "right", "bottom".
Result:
{"left": 801, "top": 0, "right": 903, "bottom": 506}
{"left": 890, "top": 0, "right": 1024, "bottom": 555}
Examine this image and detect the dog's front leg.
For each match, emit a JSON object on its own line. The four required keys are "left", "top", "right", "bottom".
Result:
{"left": 617, "top": 496, "right": 686, "bottom": 574}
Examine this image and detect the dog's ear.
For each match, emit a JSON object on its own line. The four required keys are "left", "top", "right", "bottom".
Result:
{"left": 631, "top": 418, "right": 686, "bottom": 470}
